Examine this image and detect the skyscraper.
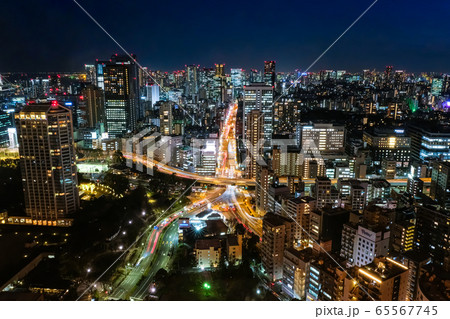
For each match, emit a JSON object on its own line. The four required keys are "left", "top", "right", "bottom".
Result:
{"left": 243, "top": 83, "right": 274, "bottom": 151}
{"left": 430, "top": 161, "right": 450, "bottom": 209}
{"left": 264, "top": 61, "right": 276, "bottom": 87}
{"left": 245, "top": 109, "right": 264, "bottom": 179}
{"left": 159, "top": 102, "right": 173, "bottom": 136}
{"left": 80, "top": 84, "right": 104, "bottom": 128}
{"left": 15, "top": 102, "right": 79, "bottom": 225}
{"left": 96, "top": 54, "right": 140, "bottom": 137}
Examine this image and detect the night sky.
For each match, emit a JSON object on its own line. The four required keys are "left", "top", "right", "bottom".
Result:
{"left": 1, "top": 0, "right": 449, "bottom": 73}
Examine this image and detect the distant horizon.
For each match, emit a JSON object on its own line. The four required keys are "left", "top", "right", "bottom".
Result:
{"left": 2, "top": 1, "right": 450, "bottom": 74}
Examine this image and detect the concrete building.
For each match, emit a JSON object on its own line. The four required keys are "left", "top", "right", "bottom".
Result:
{"left": 15, "top": 102, "right": 79, "bottom": 225}
{"left": 194, "top": 238, "right": 222, "bottom": 269}
{"left": 343, "top": 257, "right": 409, "bottom": 301}
{"left": 285, "top": 197, "right": 316, "bottom": 247}
{"left": 261, "top": 213, "right": 294, "bottom": 281}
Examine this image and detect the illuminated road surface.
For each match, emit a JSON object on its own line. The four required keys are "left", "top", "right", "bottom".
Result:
{"left": 109, "top": 189, "right": 225, "bottom": 300}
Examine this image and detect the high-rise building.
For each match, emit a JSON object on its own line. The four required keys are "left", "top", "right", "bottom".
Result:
{"left": 310, "top": 206, "right": 349, "bottom": 253}
{"left": 230, "top": 68, "right": 244, "bottom": 97}
{"left": 415, "top": 205, "right": 450, "bottom": 266}
{"left": 363, "top": 127, "right": 410, "bottom": 167}
{"left": 261, "top": 213, "right": 294, "bottom": 281}
{"left": 300, "top": 124, "right": 345, "bottom": 154}
{"left": 81, "top": 84, "right": 104, "bottom": 128}
{"left": 430, "top": 161, "right": 450, "bottom": 209}
{"left": 409, "top": 124, "right": 450, "bottom": 163}
{"left": 243, "top": 83, "right": 274, "bottom": 151}
{"left": 185, "top": 64, "right": 198, "bottom": 97}
{"left": 264, "top": 61, "right": 276, "bottom": 87}
{"left": 245, "top": 109, "right": 264, "bottom": 179}
{"left": 159, "top": 101, "right": 173, "bottom": 136}
{"left": 343, "top": 257, "right": 409, "bottom": 301}
{"left": 15, "top": 102, "right": 79, "bottom": 225}
{"left": 313, "top": 176, "right": 340, "bottom": 209}
{"left": 96, "top": 54, "right": 140, "bottom": 137}
{"left": 256, "top": 159, "right": 272, "bottom": 212}
{"left": 282, "top": 247, "right": 313, "bottom": 300}
{"left": 0, "top": 110, "right": 13, "bottom": 147}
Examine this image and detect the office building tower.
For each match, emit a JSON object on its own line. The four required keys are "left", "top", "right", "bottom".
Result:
{"left": 363, "top": 127, "right": 410, "bottom": 167}
{"left": 245, "top": 110, "right": 264, "bottom": 179}
{"left": 264, "top": 61, "right": 276, "bottom": 87}
{"left": 15, "top": 102, "right": 79, "bottom": 225}
{"left": 431, "top": 77, "right": 443, "bottom": 96}
{"left": 81, "top": 84, "right": 104, "bottom": 128}
{"left": 415, "top": 205, "right": 450, "bottom": 265}
{"left": 192, "top": 139, "right": 218, "bottom": 176}
{"left": 159, "top": 101, "right": 173, "bottom": 136}
{"left": 343, "top": 257, "right": 409, "bottom": 301}
{"left": 231, "top": 68, "right": 244, "bottom": 97}
{"left": 398, "top": 252, "right": 431, "bottom": 301}
{"left": 0, "top": 110, "right": 13, "bottom": 147}
{"left": 185, "top": 64, "right": 198, "bottom": 97}
{"left": 96, "top": 54, "right": 140, "bottom": 137}
{"left": 409, "top": 124, "right": 450, "bottom": 163}
{"left": 243, "top": 83, "right": 274, "bottom": 151}
{"left": 300, "top": 124, "right": 345, "bottom": 154}
{"left": 430, "top": 161, "right": 450, "bottom": 209}
{"left": 261, "top": 213, "right": 294, "bottom": 281}
{"left": 151, "top": 84, "right": 160, "bottom": 109}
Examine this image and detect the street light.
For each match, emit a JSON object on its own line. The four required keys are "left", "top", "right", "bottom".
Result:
{"left": 87, "top": 268, "right": 91, "bottom": 273}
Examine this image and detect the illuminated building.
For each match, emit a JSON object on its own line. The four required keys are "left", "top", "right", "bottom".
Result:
{"left": 300, "top": 124, "right": 345, "bottom": 154}
{"left": 264, "top": 60, "right": 276, "bottom": 86}
{"left": 230, "top": 68, "right": 244, "bottom": 97}
{"left": 96, "top": 54, "right": 140, "bottom": 137}
{"left": 415, "top": 205, "right": 450, "bottom": 266}
{"left": 343, "top": 257, "right": 409, "bottom": 301}
{"left": 80, "top": 84, "right": 104, "bottom": 128}
{"left": 185, "top": 64, "right": 198, "bottom": 97}
{"left": 409, "top": 124, "right": 450, "bottom": 163}
{"left": 431, "top": 77, "right": 443, "bottom": 96}
{"left": 362, "top": 127, "right": 410, "bottom": 167}
{"left": 407, "top": 176, "right": 423, "bottom": 197}
{"left": 313, "top": 176, "right": 340, "bottom": 209}
{"left": 0, "top": 110, "right": 13, "bottom": 146}
{"left": 352, "top": 225, "right": 390, "bottom": 267}
{"left": 194, "top": 239, "right": 221, "bottom": 268}
{"left": 282, "top": 247, "right": 313, "bottom": 300}
{"left": 430, "top": 161, "right": 450, "bottom": 209}
{"left": 286, "top": 196, "right": 315, "bottom": 246}
{"left": 245, "top": 110, "right": 264, "bottom": 179}
{"left": 159, "top": 101, "right": 173, "bottom": 136}
{"left": 261, "top": 213, "right": 294, "bottom": 281}
{"left": 273, "top": 97, "right": 301, "bottom": 135}
{"left": 256, "top": 159, "right": 272, "bottom": 212}
{"left": 310, "top": 206, "right": 349, "bottom": 253}
{"left": 15, "top": 102, "right": 79, "bottom": 225}
{"left": 306, "top": 256, "right": 346, "bottom": 301}
{"left": 243, "top": 83, "right": 274, "bottom": 151}
{"left": 192, "top": 138, "right": 218, "bottom": 176}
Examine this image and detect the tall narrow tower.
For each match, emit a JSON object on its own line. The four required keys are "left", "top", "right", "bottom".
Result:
{"left": 15, "top": 101, "right": 79, "bottom": 225}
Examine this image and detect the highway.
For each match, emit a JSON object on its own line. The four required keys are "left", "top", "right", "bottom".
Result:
{"left": 109, "top": 187, "right": 225, "bottom": 300}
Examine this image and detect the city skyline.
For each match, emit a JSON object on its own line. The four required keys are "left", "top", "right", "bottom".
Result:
{"left": 1, "top": 1, "right": 450, "bottom": 73}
